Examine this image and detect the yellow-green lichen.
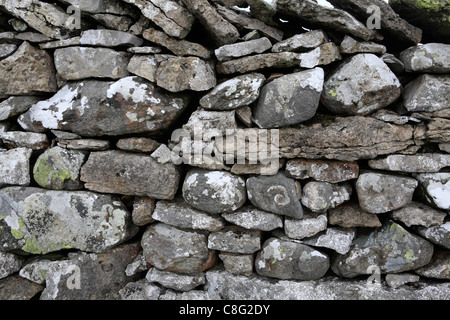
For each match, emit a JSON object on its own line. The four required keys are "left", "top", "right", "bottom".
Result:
{"left": 412, "top": 0, "right": 449, "bottom": 12}
{"left": 33, "top": 156, "right": 74, "bottom": 188}
{"left": 22, "top": 236, "right": 43, "bottom": 254}
{"left": 10, "top": 219, "right": 25, "bottom": 240}
{"left": 404, "top": 249, "right": 417, "bottom": 263}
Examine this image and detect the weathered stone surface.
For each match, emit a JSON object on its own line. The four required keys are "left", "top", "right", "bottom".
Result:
{"left": 0, "top": 96, "right": 41, "bottom": 121}
{"left": 381, "top": 53, "right": 406, "bottom": 75}
{"left": 0, "top": 44, "right": 16, "bottom": 58}
{"left": 155, "top": 56, "right": 216, "bottom": 92}
{"left": 0, "top": 42, "right": 57, "bottom": 96}
{"left": 414, "top": 173, "right": 450, "bottom": 210}
{"left": 116, "top": 137, "right": 161, "bottom": 153}
{"left": 415, "top": 250, "right": 450, "bottom": 280}
{"left": 180, "top": 0, "right": 240, "bottom": 45}
{"left": 40, "top": 242, "right": 141, "bottom": 300}
{"left": 33, "top": 146, "right": 86, "bottom": 190}
{"left": 372, "top": 109, "right": 420, "bottom": 125}
{"left": 54, "top": 47, "right": 131, "bottom": 80}
{"left": 141, "top": 222, "right": 216, "bottom": 274}
{"left": 182, "top": 169, "right": 246, "bottom": 214}
{"left": 152, "top": 198, "right": 225, "bottom": 231}
{"left": 218, "top": 253, "right": 254, "bottom": 277}
{"left": 222, "top": 206, "right": 283, "bottom": 231}
{"left": 39, "top": 37, "right": 81, "bottom": 49}
{"left": 215, "top": 37, "right": 272, "bottom": 62}
{"left": 81, "top": 150, "right": 180, "bottom": 199}
{"left": 327, "top": 0, "right": 422, "bottom": 45}
{"left": 208, "top": 226, "right": 261, "bottom": 254}
{"left": 146, "top": 268, "right": 205, "bottom": 292}
{"left": 127, "top": 54, "right": 172, "bottom": 83}
{"left": 119, "top": 279, "right": 161, "bottom": 300}
{"left": 298, "top": 42, "right": 342, "bottom": 68}
{"left": 0, "top": 274, "right": 43, "bottom": 300}
{"left": 120, "top": 0, "right": 195, "bottom": 39}
{"left": 369, "top": 154, "right": 450, "bottom": 173}
{"left": 328, "top": 203, "right": 382, "bottom": 228}
{"left": 18, "top": 77, "right": 189, "bottom": 137}
{"left": 276, "top": 0, "right": 375, "bottom": 41}
{"left": 424, "top": 118, "right": 450, "bottom": 143}
{"left": 199, "top": 73, "right": 266, "bottom": 111}
{"left": 19, "top": 257, "right": 59, "bottom": 284}
{"left": 253, "top": 68, "right": 324, "bottom": 128}
{"left": 142, "top": 27, "right": 211, "bottom": 59}
{"left": 402, "top": 74, "right": 450, "bottom": 112}
{"left": 301, "top": 182, "right": 351, "bottom": 212}
{"left": 356, "top": 172, "right": 418, "bottom": 214}
{"left": 331, "top": 220, "right": 434, "bottom": 277}
{"left": 205, "top": 269, "right": 450, "bottom": 300}
{"left": 400, "top": 43, "right": 450, "bottom": 73}
{"left": 286, "top": 159, "right": 359, "bottom": 183}
{"left": 0, "top": 252, "right": 23, "bottom": 279}
{"left": 0, "top": 148, "right": 32, "bottom": 187}
{"left": 272, "top": 30, "right": 328, "bottom": 53}
{"left": 284, "top": 211, "right": 327, "bottom": 240}
{"left": 416, "top": 221, "right": 450, "bottom": 249}
{"left": 255, "top": 237, "right": 330, "bottom": 281}
{"left": 301, "top": 227, "right": 356, "bottom": 255}
{"left": 339, "top": 35, "right": 386, "bottom": 55}
{"left": 246, "top": 172, "right": 303, "bottom": 219}
{"left": 0, "top": 187, "right": 138, "bottom": 254}
{"left": 128, "top": 46, "right": 163, "bottom": 54}
{"left": 131, "top": 197, "right": 155, "bottom": 227}
{"left": 57, "top": 139, "right": 110, "bottom": 151}
{"left": 322, "top": 54, "right": 402, "bottom": 116}
{"left": 385, "top": 274, "right": 420, "bottom": 289}
{"left": 0, "top": 132, "right": 48, "bottom": 150}
{"left": 79, "top": 29, "right": 143, "bottom": 47}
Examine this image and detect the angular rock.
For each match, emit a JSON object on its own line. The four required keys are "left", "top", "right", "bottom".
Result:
{"left": 180, "top": 0, "right": 240, "bottom": 46}
{"left": 128, "top": 46, "right": 163, "bottom": 54}
{"left": 0, "top": 252, "right": 23, "bottom": 279}
{"left": 81, "top": 150, "right": 180, "bottom": 200}
{"left": 414, "top": 173, "right": 450, "bottom": 210}
{"left": 119, "top": 279, "right": 161, "bottom": 300}
{"left": 381, "top": 53, "right": 406, "bottom": 75}
{"left": 424, "top": 118, "right": 450, "bottom": 143}
{"left": 416, "top": 221, "right": 450, "bottom": 249}
{"left": 91, "top": 13, "right": 134, "bottom": 31}
{"left": 327, "top": 0, "right": 422, "bottom": 45}
{"left": 284, "top": 211, "right": 327, "bottom": 240}
{"left": 215, "top": 37, "right": 272, "bottom": 62}
{"left": 120, "top": 0, "right": 195, "bottom": 39}
{"left": 322, "top": 54, "right": 402, "bottom": 116}
{"left": 18, "top": 77, "right": 189, "bottom": 137}
{"left": 79, "top": 29, "right": 143, "bottom": 47}
{"left": 246, "top": 171, "right": 303, "bottom": 219}
{"left": 301, "top": 182, "right": 351, "bottom": 212}
{"left": 33, "top": 146, "right": 86, "bottom": 191}
{"left": 328, "top": 203, "right": 382, "bottom": 228}
{"left": 155, "top": 56, "right": 216, "bottom": 92}
{"left": 146, "top": 268, "right": 205, "bottom": 292}
{"left": 142, "top": 27, "right": 211, "bottom": 59}
{"left": 54, "top": 47, "right": 131, "bottom": 80}
{"left": 369, "top": 154, "right": 450, "bottom": 173}
{"left": 286, "top": 159, "right": 359, "bottom": 183}
{"left": 141, "top": 223, "right": 216, "bottom": 274}
{"left": 222, "top": 206, "right": 283, "bottom": 231}
{"left": 276, "top": 0, "right": 376, "bottom": 41}
{"left": 152, "top": 198, "right": 225, "bottom": 231}
{"left": 385, "top": 274, "right": 420, "bottom": 289}
{"left": 0, "top": 96, "right": 41, "bottom": 121}
{"left": 182, "top": 109, "right": 237, "bottom": 138}
{"left": 301, "top": 227, "right": 356, "bottom": 255}
{"left": 255, "top": 237, "right": 330, "bottom": 281}
{"left": 39, "top": 37, "right": 81, "bottom": 49}
{"left": 0, "top": 42, "right": 57, "bottom": 97}
{"left": 199, "top": 73, "right": 266, "bottom": 111}
{"left": 331, "top": 220, "right": 434, "bottom": 277}
{"left": 57, "top": 139, "right": 110, "bottom": 151}
{"left": 400, "top": 43, "right": 450, "bottom": 73}
{"left": 19, "top": 257, "right": 55, "bottom": 284}
{"left": 0, "top": 275, "right": 43, "bottom": 300}
{"left": 0, "top": 148, "right": 32, "bottom": 188}
{"left": 356, "top": 172, "right": 418, "bottom": 214}
{"left": 415, "top": 250, "right": 450, "bottom": 280}
{"left": 402, "top": 74, "right": 450, "bottom": 112}
{"left": 272, "top": 30, "right": 328, "bottom": 53}
{"left": 116, "top": 137, "right": 161, "bottom": 153}
{"left": 182, "top": 169, "right": 246, "bottom": 214}
{"left": 253, "top": 67, "right": 324, "bottom": 128}
{"left": 339, "top": 35, "right": 386, "bottom": 55}
{"left": 0, "top": 44, "right": 16, "bottom": 58}
{"left": 127, "top": 54, "right": 173, "bottom": 83}
{"left": 0, "top": 132, "right": 48, "bottom": 150}
{"left": 208, "top": 226, "right": 261, "bottom": 254}
{"left": 218, "top": 253, "right": 254, "bottom": 277}
{"left": 131, "top": 197, "right": 155, "bottom": 227}
{"left": 298, "top": 42, "right": 342, "bottom": 68}
{"left": 40, "top": 242, "right": 141, "bottom": 300}
{"left": 0, "top": 187, "right": 138, "bottom": 254}
{"left": 372, "top": 109, "right": 419, "bottom": 125}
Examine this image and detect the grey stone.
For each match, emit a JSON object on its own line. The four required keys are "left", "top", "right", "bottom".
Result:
{"left": 301, "top": 182, "right": 351, "bottom": 213}
{"left": 200, "top": 73, "right": 266, "bottom": 111}
{"left": 439, "top": 143, "right": 450, "bottom": 153}
{"left": 339, "top": 35, "right": 386, "bottom": 55}
{"left": 117, "top": 137, "right": 161, "bottom": 153}
{"left": 246, "top": 171, "right": 303, "bottom": 219}
{"left": 381, "top": 53, "right": 405, "bottom": 75}
{"left": 301, "top": 227, "right": 356, "bottom": 255}
{"left": 0, "top": 132, "right": 48, "bottom": 150}
{"left": 416, "top": 221, "right": 450, "bottom": 249}
{"left": 0, "top": 44, "right": 16, "bottom": 58}
{"left": 0, "top": 252, "right": 23, "bottom": 279}
{"left": 131, "top": 197, "right": 155, "bottom": 227}
{"left": 57, "top": 139, "right": 110, "bottom": 151}
{"left": 125, "top": 252, "right": 149, "bottom": 277}
{"left": 54, "top": 47, "right": 131, "bottom": 80}
{"left": 39, "top": 37, "right": 81, "bottom": 49}
{"left": 127, "top": 54, "right": 173, "bottom": 83}
{"left": 40, "top": 242, "right": 141, "bottom": 300}
{"left": 14, "top": 32, "right": 51, "bottom": 43}
{"left": 33, "top": 146, "right": 86, "bottom": 190}
{"left": 208, "top": 226, "right": 261, "bottom": 254}
{"left": 331, "top": 220, "right": 434, "bottom": 277}
{"left": 119, "top": 279, "right": 161, "bottom": 300}
{"left": 371, "top": 109, "right": 420, "bottom": 125}
{"left": 415, "top": 250, "right": 450, "bottom": 280}
{"left": 385, "top": 274, "right": 420, "bottom": 289}
{"left": 0, "top": 274, "right": 44, "bottom": 300}
{"left": 215, "top": 37, "right": 272, "bottom": 62}
{"left": 328, "top": 203, "right": 382, "bottom": 228}
{"left": 146, "top": 268, "right": 205, "bottom": 292}
{"left": 160, "top": 289, "right": 221, "bottom": 300}
{"left": 356, "top": 172, "right": 418, "bottom": 214}
{"left": 183, "top": 110, "right": 237, "bottom": 138}
{"left": 298, "top": 42, "right": 342, "bottom": 68}
{"left": 91, "top": 13, "right": 134, "bottom": 31}
{"left": 272, "top": 30, "right": 328, "bottom": 53}
{"left": 286, "top": 159, "right": 359, "bottom": 183}
{"left": 183, "top": 169, "right": 246, "bottom": 214}
{"left": 253, "top": 67, "right": 324, "bottom": 129}
{"left": 400, "top": 43, "right": 450, "bottom": 73}
{"left": 18, "top": 77, "right": 189, "bottom": 137}
{"left": 81, "top": 150, "right": 180, "bottom": 200}
{"left": 0, "top": 148, "right": 32, "bottom": 188}
{"left": 152, "top": 198, "right": 225, "bottom": 231}
{"left": 255, "top": 237, "right": 330, "bottom": 281}
{"left": 218, "top": 253, "right": 254, "bottom": 277}
{"left": 141, "top": 223, "right": 216, "bottom": 274}
{"left": 284, "top": 212, "right": 327, "bottom": 240}
{"left": 322, "top": 54, "right": 402, "bottom": 116}
{"left": 79, "top": 29, "right": 143, "bottom": 47}
{"left": 368, "top": 154, "right": 450, "bottom": 172}
{"left": 403, "top": 74, "right": 450, "bottom": 112}
{"left": 0, "top": 187, "right": 138, "bottom": 254}
{"left": 222, "top": 206, "right": 283, "bottom": 231}
{"left": 391, "top": 202, "right": 447, "bottom": 228}
{"left": 414, "top": 173, "right": 450, "bottom": 210}
{"left": 0, "top": 96, "right": 41, "bottom": 121}
{"left": 205, "top": 269, "right": 450, "bottom": 300}
{"left": 59, "top": 0, "right": 139, "bottom": 16}
{"left": 19, "top": 258, "right": 56, "bottom": 284}
{"left": 127, "top": 46, "right": 163, "bottom": 54}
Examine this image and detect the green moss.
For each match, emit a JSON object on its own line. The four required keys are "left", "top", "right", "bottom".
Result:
{"left": 412, "top": 0, "right": 450, "bottom": 12}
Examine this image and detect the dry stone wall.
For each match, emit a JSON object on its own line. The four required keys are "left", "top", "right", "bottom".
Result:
{"left": 0, "top": 0, "right": 449, "bottom": 300}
